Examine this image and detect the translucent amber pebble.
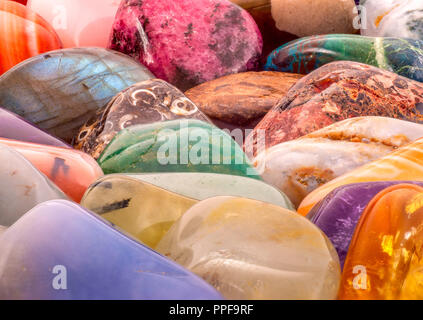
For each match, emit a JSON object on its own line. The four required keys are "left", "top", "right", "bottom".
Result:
{"left": 339, "top": 184, "right": 423, "bottom": 300}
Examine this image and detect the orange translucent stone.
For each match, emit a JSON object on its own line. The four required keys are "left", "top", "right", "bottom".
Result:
{"left": 298, "top": 137, "right": 423, "bottom": 216}
{"left": 0, "top": 0, "right": 62, "bottom": 74}
{"left": 339, "top": 184, "right": 423, "bottom": 300}
{"left": 0, "top": 138, "right": 103, "bottom": 202}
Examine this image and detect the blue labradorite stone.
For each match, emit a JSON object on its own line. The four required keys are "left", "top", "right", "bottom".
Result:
{"left": 0, "top": 48, "right": 154, "bottom": 142}
{"left": 0, "top": 200, "right": 222, "bottom": 300}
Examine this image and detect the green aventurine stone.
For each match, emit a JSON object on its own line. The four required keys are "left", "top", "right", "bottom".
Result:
{"left": 98, "top": 120, "right": 261, "bottom": 179}
{"left": 126, "top": 172, "right": 294, "bottom": 210}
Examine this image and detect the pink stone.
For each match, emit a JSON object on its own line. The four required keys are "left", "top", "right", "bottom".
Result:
{"left": 108, "top": 0, "right": 263, "bottom": 90}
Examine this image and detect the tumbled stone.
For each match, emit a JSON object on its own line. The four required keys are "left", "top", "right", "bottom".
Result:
{"left": 339, "top": 184, "right": 423, "bottom": 299}
{"left": 156, "top": 196, "right": 341, "bottom": 300}
{"left": 265, "top": 35, "right": 423, "bottom": 83}
{"left": 253, "top": 117, "right": 423, "bottom": 207}
{"left": 0, "top": 0, "right": 62, "bottom": 74}
{"left": 98, "top": 120, "right": 261, "bottom": 179}
{"left": 361, "top": 0, "right": 423, "bottom": 40}
{"left": 185, "top": 71, "right": 302, "bottom": 131}
{"left": 129, "top": 172, "right": 294, "bottom": 210}
{"left": 0, "top": 48, "right": 154, "bottom": 142}
{"left": 0, "top": 107, "right": 70, "bottom": 148}
{"left": 0, "top": 200, "right": 222, "bottom": 300}
{"left": 298, "top": 136, "right": 423, "bottom": 216}
{"left": 270, "top": 0, "right": 357, "bottom": 37}
{"left": 245, "top": 62, "right": 423, "bottom": 156}
{"left": 108, "top": 0, "right": 263, "bottom": 91}
{"left": 0, "top": 143, "right": 67, "bottom": 227}
{"left": 75, "top": 79, "right": 211, "bottom": 159}
{"left": 81, "top": 175, "right": 197, "bottom": 249}
{"left": 1, "top": 138, "right": 103, "bottom": 202}
{"left": 308, "top": 181, "right": 423, "bottom": 268}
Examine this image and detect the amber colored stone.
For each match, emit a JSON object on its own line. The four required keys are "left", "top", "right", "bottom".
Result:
{"left": 339, "top": 184, "right": 423, "bottom": 300}
{"left": 0, "top": 0, "right": 62, "bottom": 74}
{"left": 0, "top": 138, "right": 103, "bottom": 202}
{"left": 185, "top": 71, "right": 302, "bottom": 131}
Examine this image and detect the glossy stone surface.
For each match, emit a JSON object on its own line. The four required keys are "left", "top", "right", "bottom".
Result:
{"left": 0, "top": 0, "right": 62, "bottom": 75}
{"left": 270, "top": 0, "right": 357, "bottom": 37}
{"left": 245, "top": 61, "right": 423, "bottom": 156}
{"left": 339, "top": 184, "right": 423, "bottom": 299}
{"left": 0, "top": 225, "right": 6, "bottom": 235}
{"left": 0, "top": 200, "right": 222, "bottom": 300}
{"left": 108, "top": 0, "right": 262, "bottom": 91}
{"left": 253, "top": 117, "right": 423, "bottom": 207}
{"left": 98, "top": 120, "right": 261, "bottom": 179}
{"left": 0, "top": 48, "right": 154, "bottom": 142}
{"left": 125, "top": 172, "right": 294, "bottom": 210}
{"left": 27, "top": 0, "right": 120, "bottom": 48}
{"left": 185, "top": 71, "right": 302, "bottom": 131}
{"left": 361, "top": 0, "right": 423, "bottom": 40}
{"left": 0, "top": 143, "right": 67, "bottom": 227}
{"left": 265, "top": 35, "right": 423, "bottom": 83}
{"left": 308, "top": 181, "right": 423, "bottom": 268}
{"left": 156, "top": 196, "right": 341, "bottom": 300}
{"left": 0, "top": 107, "right": 69, "bottom": 148}
{"left": 0, "top": 138, "right": 103, "bottom": 202}
{"left": 75, "top": 79, "right": 211, "bottom": 159}
{"left": 298, "top": 137, "right": 423, "bottom": 216}
{"left": 81, "top": 175, "right": 196, "bottom": 249}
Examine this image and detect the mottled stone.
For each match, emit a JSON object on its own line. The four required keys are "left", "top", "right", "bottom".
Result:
{"left": 82, "top": 175, "right": 197, "bottom": 249}
{"left": 185, "top": 71, "right": 302, "bottom": 131}
{"left": 125, "top": 172, "right": 294, "bottom": 210}
{"left": 108, "top": 0, "right": 263, "bottom": 91}
{"left": 298, "top": 137, "right": 423, "bottom": 216}
{"left": 156, "top": 196, "right": 341, "bottom": 300}
{"left": 0, "top": 143, "right": 67, "bottom": 227}
{"left": 98, "top": 120, "right": 261, "bottom": 179}
{"left": 75, "top": 79, "right": 211, "bottom": 159}
{"left": 339, "top": 184, "right": 423, "bottom": 299}
{"left": 253, "top": 117, "right": 423, "bottom": 207}
{"left": 308, "top": 181, "right": 423, "bottom": 268}
{"left": 0, "top": 0, "right": 62, "bottom": 74}
{"left": 270, "top": 0, "right": 357, "bottom": 37}
{"left": 265, "top": 35, "right": 423, "bottom": 83}
{"left": 245, "top": 62, "right": 423, "bottom": 156}
{"left": 0, "top": 48, "right": 154, "bottom": 142}
{"left": 0, "top": 200, "right": 222, "bottom": 300}
{"left": 361, "top": 0, "right": 423, "bottom": 40}
{"left": 1, "top": 138, "right": 103, "bottom": 202}
{"left": 0, "top": 107, "right": 70, "bottom": 148}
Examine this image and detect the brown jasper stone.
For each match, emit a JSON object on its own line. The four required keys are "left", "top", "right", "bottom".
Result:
{"left": 74, "top": 79, "right": 212, "bottom": 159}
{"left": 185, "top": 71, "right": 303, "bottom": 132}
{"left": 244, "top": 61, "right": 423, "bottom": 157}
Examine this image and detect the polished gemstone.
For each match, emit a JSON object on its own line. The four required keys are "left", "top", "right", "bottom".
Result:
{"left": 253, "top": 117, "right": 423, "bottom": 207}
{"left": 0, "top": 107, "right": 69, "bottom": 148}
{"left": 75, "top": 79, "right": 211, "bottom": 159}
{"left": 81, "top": 175, "right": 197, "bottom": 249}
{"left": 0, "top": 138, "right": 103, "bottom": 202}
{"left": 245, "top": 61, "right": 423, "bottom": 156}
{"left": 0, "top": 0, "right": 62, "bottom": 74}
{"left": 339, "top": 184, "right": 423, "bottom": 299}
{"left": 185, "top": 71, "right": 302, "bottom": 131}
{"left": 108, "top": 0, "right": 262, "bottom": 91}
{"left": 98, "top": 120, "right": 261, "bottom": 179}
{"left": 0, "top": 143, "right": 67, "bottom": 227}
{"left": 124, "top": 172, "right": 294, "bottom": 210}
{"left": 0, "top": 48, "right": 154, "bottom": 142}
{"left": 308, "top": 181, "right": 423, "bottom": 268}
{"left": 156, "top": 196, "right": 341, "bottom": 300}
{"left": 265, "top": 35, "right": 423, "bottom": 83}
{"left": 0, "top": 200, "right": 222, "bottom": 300}
{"left": 298, "top": 137, "right": 423, "bottom": 216}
